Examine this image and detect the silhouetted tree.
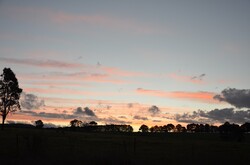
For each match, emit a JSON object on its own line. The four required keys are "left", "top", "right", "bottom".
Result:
{"left": 139, "top": 124, "right": 149, "bottom": 133}
{"left": 0, "top": 68, "right": 22, "bottom": 130}
{"left": 89, "top": 121, "right": 97, "bottom": 126}
{"left": 187, "top": 123, "right": 197, "bottom": 133}
{"left": 219, "top": 121, "right": 230, "bottom": 134}
{"left": 181, "top": 126, "right": 187, "bottom": 133}
{"left": 161, "top": 125, "right": 168, "bottom": 132}
{"left": 150, "top": 125, "right": 160, "bottom": 133}
{"left": 119, "top": 125, "right": 133, "bottom": 132}
{"left": 241, "top": 122, "right": 250, "bottom": 133}
{"left": 105, "top": 124, "right": 118, "bottom": 132}
{"left": 219, "top": 122, "right": 243, "bottom": 141}
{"left": 175, "top": 124, "right": 185, "bottom": 132}
{"left": 210, "top": 125, "right": 219, "bottom": 133}
{"left": 198, "top": 124, "right": 205, "bottom": 132}
{"left": 175, "top": 124, "right": 182, "bottom": 132}
{"left": 166, "top": 124, "right": 175, "bottom": 132}
{"left": 70, "top": 119, "right": 82, "bottom": 127}
{"left": 205, "top": 124, "right": 210, "bottom": 132}
{"left": 35, "top": 120, "right": 44, "bottom": 128}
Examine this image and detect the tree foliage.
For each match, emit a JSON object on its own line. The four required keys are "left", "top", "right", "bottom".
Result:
{"left": 70, "top": 119, "right": 82, "bottom": 127}
{"left": 35, "top": 119, "right": 44, "bottom": 128}
{"left": 0, "top": 68, "right": 22, "bottom": 130}
{"left": 139, "top": 124, "right": 149, "bottom": 133}
{"left": 89, "top": 121, "right": 97, "bottom": 126}
{"left": 166, "top": 124, "right": 175, "bottom": 132}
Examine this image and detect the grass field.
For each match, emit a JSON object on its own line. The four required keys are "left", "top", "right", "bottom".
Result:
{"left": 0, "top": 128, "right": 250, "bottom": 165}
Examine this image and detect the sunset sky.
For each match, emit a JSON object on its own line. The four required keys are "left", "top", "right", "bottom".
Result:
{"left": 1, "top": 0, "right": 250, "bottom": 130}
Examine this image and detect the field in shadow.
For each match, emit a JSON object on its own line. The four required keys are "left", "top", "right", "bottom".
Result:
{"left": 1, "top": 128, "right": 250, "bottom": 165}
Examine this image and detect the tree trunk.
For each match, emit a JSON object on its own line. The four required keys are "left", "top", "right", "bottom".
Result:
{"left": 1, "top": 106, "right": 7, "bottom": 130}
{"left": 2, "top": 114, "right": 6, "bottom": 130}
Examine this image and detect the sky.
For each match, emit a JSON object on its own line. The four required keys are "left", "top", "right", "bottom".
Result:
{"left": 0, "top": 0, "right": 250, "bottom": 130}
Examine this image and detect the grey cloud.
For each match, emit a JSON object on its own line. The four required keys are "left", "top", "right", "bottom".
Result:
{"left": 6, "top": 120, "right": 32, "bottom": 125}
{"left": 106, "top": 105, "right": 112, "bottom": 110}
{"left": 38, "top": 112, "right": 76, "bottom": 119}
{"left": 153, "top": 120, "right": 161, "bottom": 122}
{"left": 43, "top": 123, "right": 58, "bottom": 128}
{"left": 96, "top": 102, "right": 112, "bottom": 110}
{"left": 21, "top": 110, "right": 76, "bottom": 119}
{"left": 128, "top": 103, "right": 140, "bottom": 108}
{"left": 127, "top": 103, "right": 133, "bottom": 108}
{"left": 118, "top": 116, "right": 127, "bottom": 119}
{"left": 175, "top": 112, "right": 205, "bottom": 124}
{"left": 191, "top": 73, "right": 206, "bottom": 80}
{"left": 148, "top": 105, "right": 160, "bottom": 115}
{"left": 205, "top": 108, "right": 234, "bottom": 121}
{"left": 74, "top": 107, "right": 96, "bottom": 116}
{"left": 133, "top": 115, "right": 148, "bottom": 121}
{"left": 20, "top": 106, "right": 97, "bottom": 120}
{"left": 97, "top": 62, "right": 101, "bottom": 67}
{"left": 0, "top": 57, "right": 84, "bottom": 69}
{"left": 21, "top": 92, "right": 45, "bottom": 110}
{"left": 99, "top": 116, "right": 131, "bottom": 125}
{"left": 175, "top": 108, "right": 250, "bottom": 124}
{"left": 214, "top": 88, "right": 250, "bottom": 108}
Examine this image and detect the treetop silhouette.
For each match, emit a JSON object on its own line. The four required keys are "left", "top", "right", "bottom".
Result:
{"left": 0, "top": 68, "right": 22, "bottom": 130}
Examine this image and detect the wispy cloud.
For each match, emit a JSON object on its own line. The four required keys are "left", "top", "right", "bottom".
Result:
{"left": 1, "top": 57, "right": 148, "bottom": 84}
{"left": 4, "top": 6, "right": 169, "bottom": 35}
{"left": 98, "top": 116, "right": 131, "bottom": 125}
{"left": 52, "top": 12, "right": 156, "bottom": 33}
{"left": 101, "top": 66, "right": 148, "bottom": 77}
{"left": 24, "top": 87, "right": 120, "bottom": 97}
{"left": 191, "top": 74, "right": 206, "bottom": 81}
{"left": 136, "top": 88, "right": 217, "bottom": 103}
{"left": 168, "top": 73, "right": 206, "bottom": 84}
{"left": 20, "top": 110, "right": 77, "bottom": 120}
{"left": 133, "top": 115, "right": 148, "bottom": 121}
{"left": 0, "top": 57, "right": 86, "bottom": 69}
{"left": 20, "top": 72, "right": 129, "bottom": 85}
{"left": 23, "top": 81, "right": 90, "bottom": 88}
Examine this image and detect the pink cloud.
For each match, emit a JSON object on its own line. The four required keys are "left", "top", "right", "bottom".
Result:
{"left": 83, "top": 73, "right": 130, "bottom": 84}
{"left": 51, "top": 12, "right": 164, "bottom": 34}
{"left": 24, "top": 87, "right": 121, "bottom": 97}
{"left": 24, "top": 87, "right": 94, "bottom": 96}
{"left": 19, "top": 71, "right": 130, "bottom": 85}
{"left": 23, "top": 81, "right": 91, "bottom": 87}
{"left": 0, "top": 57, "right": 86, "bottom": 69}
{"left": 217, "top": 79, "right": 236, "bottom": 85}
{"left": 1, "top": 56, "right": 147, "bottom": 84}
{"left": 1, "top": 56, "right": 147, "bottom": 77}
{"left": 136, "top": 88, "right": 218, "bottom": 103}
{"left": 101, "top": 66, "right": 148, "bottom": 77}
{"left": 4, "top": 6, "right": 168, "bottom": 35}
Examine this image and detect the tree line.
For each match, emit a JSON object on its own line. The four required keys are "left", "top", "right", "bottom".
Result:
{"left": 139, "top": 122, "right": 250, "bottom": 135}
{"left": 34, "top": 118, "right": 250, "bottom": 135}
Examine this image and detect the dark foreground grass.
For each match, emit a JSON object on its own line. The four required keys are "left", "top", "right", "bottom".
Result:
{"left": 0, "top": 128, "right": 250, "bottom": 165}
